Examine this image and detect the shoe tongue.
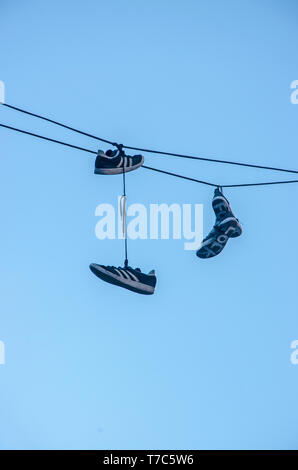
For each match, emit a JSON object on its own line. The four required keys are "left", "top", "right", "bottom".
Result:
{"left": 123, "top": 266, "right": 142, "bottom": 273}
{"left": 102, "top": 150, "right": 119, "bottom": 161}
{"left": 106, "top": 149, "right": 118, "bottom": 157}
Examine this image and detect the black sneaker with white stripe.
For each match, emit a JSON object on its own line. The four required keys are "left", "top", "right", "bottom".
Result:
{"left": 212, "top": 188, "right": 242, "bottom": 238}
{"left": 89, "top": 264, "right": 156, "bottom": 295}
{"left": 197, "top": 188, "right": 242, "bottom": 259}
{"left": 94, "top": 149, "right": 144, "bottom": 175}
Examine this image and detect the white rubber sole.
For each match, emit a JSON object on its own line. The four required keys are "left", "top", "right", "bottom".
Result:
{"left": 196, "top": 237, "right": 228, "bottom": 258}
{"left": 90, "top": 264, "right": 155, "bottom": 295}
{"left": 216, "top": 217, "right": 242, "bottom": 238}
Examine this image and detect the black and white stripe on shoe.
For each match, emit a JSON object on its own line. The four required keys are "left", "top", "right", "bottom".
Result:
{"left": 94, "top": 151, "right": 144, "bottom": 175}
{"left": 89, "top": 264, "right": 156, "bottom": 295}
{"left": 196, "top": 228, "right": 229, "bottom": 259}
{"left": 216, "top": 216, "right": 242, "bottom": 238}
{"left": 212, "top": 188, "right": 242, "bottom": 238}
{"left": 197, "top": 213, "right": 242, "bottom": 259}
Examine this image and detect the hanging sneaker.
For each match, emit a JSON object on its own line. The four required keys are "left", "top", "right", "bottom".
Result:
{"left": 89, "top": 264, "right": 156, "bottom": 295}
{"left": 196, "top": 188, "right": 242, "bottom": 259}
{"left": 212, "top": 188, "right": 242, "bottom": 238}
{"left": 94, "top": 149, "right": 144, "bottom": 175}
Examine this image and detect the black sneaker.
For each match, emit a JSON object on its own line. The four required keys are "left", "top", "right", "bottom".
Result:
{"left": 212, "top": 188, "right": 242, "bottom": 238}
{"left": 196, "top": 189, "right": 242, "bottom": 259}
{"left": 94, "top": 149, "right": 144, "bottom": 175}
{"left": 89, "top": 264, "right": 156, "bottom": 295}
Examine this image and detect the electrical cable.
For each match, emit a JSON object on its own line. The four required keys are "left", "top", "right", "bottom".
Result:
{"left": 2, "top": 103, "right": 114, "bottom": 145}
{"left": 2, "top": 102, "right": 298, "bottom": 175}
{"left": 1, "top": 122, "right": 298, "bottom": 188}
{"left": 0, "top": 123, "right": 97, "bottom": 154}
{"left": 143, "top": 165, "right": 298, "bottom": 188}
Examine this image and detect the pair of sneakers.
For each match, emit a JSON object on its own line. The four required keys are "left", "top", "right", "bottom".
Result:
{"left": 196, "top": 188, "right": 242, "bottom": 259}
{"left": 90, "top": 150, "right": 242, "bottom": 294}
{"left": 91, "top": 148, "right": 156, "bottom": 295}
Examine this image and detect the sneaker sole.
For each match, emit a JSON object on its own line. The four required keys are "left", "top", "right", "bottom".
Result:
{"left": 89, "top": 264, "right": 155, "bottom": 295}
{"left": 94, "top": 156, "right": 144, "bottom": 175}
{"left": 196, "top": 233, "right": 228, "bottom": 259}
{"left": 216, "top": 217, "right": 242, "bottom": 238}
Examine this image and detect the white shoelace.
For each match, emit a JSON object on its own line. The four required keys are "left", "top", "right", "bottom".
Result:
{"left": 119, "top": 195, "right": 127, "bottom": 238}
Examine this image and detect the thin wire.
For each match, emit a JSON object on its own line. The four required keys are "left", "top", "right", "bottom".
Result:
{"left": 0, "top": 123, "right": 97, "bottom": 154}
{"left": 2, "top": 103, "right": 114, "bottom": 145}
{"left": 1, "top": 122, "right": 298, "bottom": 188}
{"left": 120, "top": 148, "right": 128, "bottom": 267}
{"left": 223, "top": 180, "right": 298, "bottom": 188}
{"left": 142, "top": 165, "right": 218, "bottom": 187}
{"left": 2, "top": 102, "right": 298, "bottom": 175}
{"left": 142, "top": 165, "right": 298, "bottom": 188}
{"left": 126, "top": 145, "right": 298, "bottom": 175}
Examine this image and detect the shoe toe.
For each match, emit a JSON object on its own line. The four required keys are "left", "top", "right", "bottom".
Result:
{"left": 229, "top": 224, "right": 242, "bottom": 238}
{"left": 89, "top": 263, "right": 100, "bottom": 273}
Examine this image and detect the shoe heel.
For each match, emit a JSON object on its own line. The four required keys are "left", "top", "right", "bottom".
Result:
{"left": 226, "top": 221, "right": 242, "bottom": 238}
{"left": 219, "top": 219, "right": 242, "bottom": 238}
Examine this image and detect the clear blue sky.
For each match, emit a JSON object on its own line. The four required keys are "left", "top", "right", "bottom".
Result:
{"left": 0, "top": 0, "right": 298, "bottom": 450}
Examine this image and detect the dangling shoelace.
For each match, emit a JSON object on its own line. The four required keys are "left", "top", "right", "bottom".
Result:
{"left": 119, "top": 195, "right": 127, "bottom": 239}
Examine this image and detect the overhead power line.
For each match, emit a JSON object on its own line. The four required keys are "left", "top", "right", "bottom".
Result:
{"left": 2, "top": 103, "right": 114, "bottom": 145}
{"left": 1, "top": 122, "right": 298, "bottom": 189}
{"left": 126, "top": 145, "right": 298, "bottom": 175}
{"left": 142, "top": 165, "right": 217, "bottom": 187}
{"left": 2, "top": 102, "right": 298, "bottom": 175}
{"left": 0, "top": 123, "right": 97, "bottom": 154}
{"left": 143, "top": 165, "right": 298, "bottom": 188}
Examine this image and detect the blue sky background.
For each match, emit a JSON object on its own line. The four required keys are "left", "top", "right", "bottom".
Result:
{"left": 0, "top": 0, "right": 298, "bottom": 450}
